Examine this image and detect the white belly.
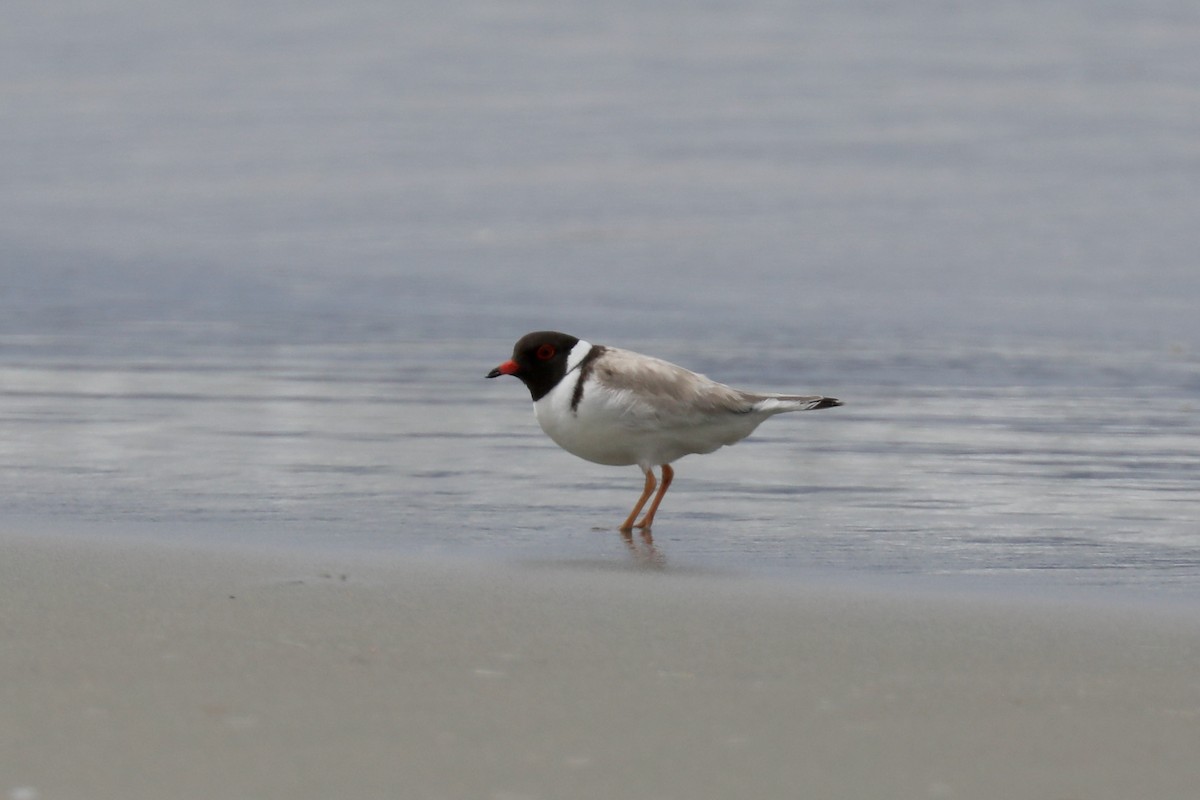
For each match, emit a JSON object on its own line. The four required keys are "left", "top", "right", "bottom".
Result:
{"left": 532, "top": 372, "right": 763, "bottom": 468}
{"left": 534, "top": 388, "right": 641, "bottom": 466}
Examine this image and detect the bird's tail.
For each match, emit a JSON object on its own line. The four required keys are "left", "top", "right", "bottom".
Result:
{"left": 751, "top": 394, "right": 843, "bottom": 414}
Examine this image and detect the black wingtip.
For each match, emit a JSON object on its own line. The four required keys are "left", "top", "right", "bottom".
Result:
{"left": 814, "top": 397, "right": 843, "bottom": 409}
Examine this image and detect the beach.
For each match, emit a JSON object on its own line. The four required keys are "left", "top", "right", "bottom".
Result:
{"left": 4, "top": 1, "right": 1200, "bottom": 796}
{"left": 4, "top": 529, "right": 1198, "bottom": 800}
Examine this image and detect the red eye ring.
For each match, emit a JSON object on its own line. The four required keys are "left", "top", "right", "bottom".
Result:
{"left": 536, "top": 344, "right": 556, "bottom": 360}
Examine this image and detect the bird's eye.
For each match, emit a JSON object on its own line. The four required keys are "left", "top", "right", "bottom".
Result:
{"left": 536, "top": 344, "right": 556, "bottom": 360}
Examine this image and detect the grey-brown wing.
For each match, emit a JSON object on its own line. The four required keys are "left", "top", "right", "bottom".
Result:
{"left": 589, "top": 348, "right": 757, "bottom": 425}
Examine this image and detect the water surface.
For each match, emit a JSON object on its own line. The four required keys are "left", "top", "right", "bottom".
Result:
{"left": 2, "top": 0, "right": 1198, "bottom": 597}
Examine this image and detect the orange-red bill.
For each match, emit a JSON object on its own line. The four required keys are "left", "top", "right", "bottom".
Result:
{"left": 486, "top": 360, "right": 519, "bottom": 379}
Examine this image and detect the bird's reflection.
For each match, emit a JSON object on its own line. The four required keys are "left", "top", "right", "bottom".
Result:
{"left": 619, "top": 528, "right": 666, "bottom": 570}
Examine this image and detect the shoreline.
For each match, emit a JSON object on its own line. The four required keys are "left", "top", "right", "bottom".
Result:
{"left": 4, "top": 528, "right": 1200, "bottom": 799}
{"left": 7, "top": 517, "right": 1200, "bottom": 611}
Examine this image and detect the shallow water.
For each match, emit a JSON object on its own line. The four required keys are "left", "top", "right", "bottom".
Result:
{"left": 2, "top": 0, "right": 1199, "bottom": 596}
{"left": 4, "top": 337, "right": 1198, "bottom": 597}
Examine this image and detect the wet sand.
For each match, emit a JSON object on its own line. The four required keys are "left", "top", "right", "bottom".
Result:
{"left": 3, "top": 529, "right": 1199, "bottom": 800}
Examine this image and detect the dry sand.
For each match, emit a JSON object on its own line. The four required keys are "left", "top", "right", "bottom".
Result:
{"left": 2, "top": 529, "right": 1198, "bottom": 800}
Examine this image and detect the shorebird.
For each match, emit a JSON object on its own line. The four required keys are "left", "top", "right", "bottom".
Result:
{"left": 487, "top": 331, "right": 842, "bottom": 530}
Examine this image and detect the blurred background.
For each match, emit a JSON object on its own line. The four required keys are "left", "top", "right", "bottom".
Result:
{"left": 4, "top": 0, "right": 1198, "bottom": 351}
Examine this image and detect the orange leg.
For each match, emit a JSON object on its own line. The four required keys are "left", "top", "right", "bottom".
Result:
{"left": 634, "top": 464, "right": 674, "bottom": 530}
{"left": 619, "top": 467, "right": 657, "bottom": 532}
